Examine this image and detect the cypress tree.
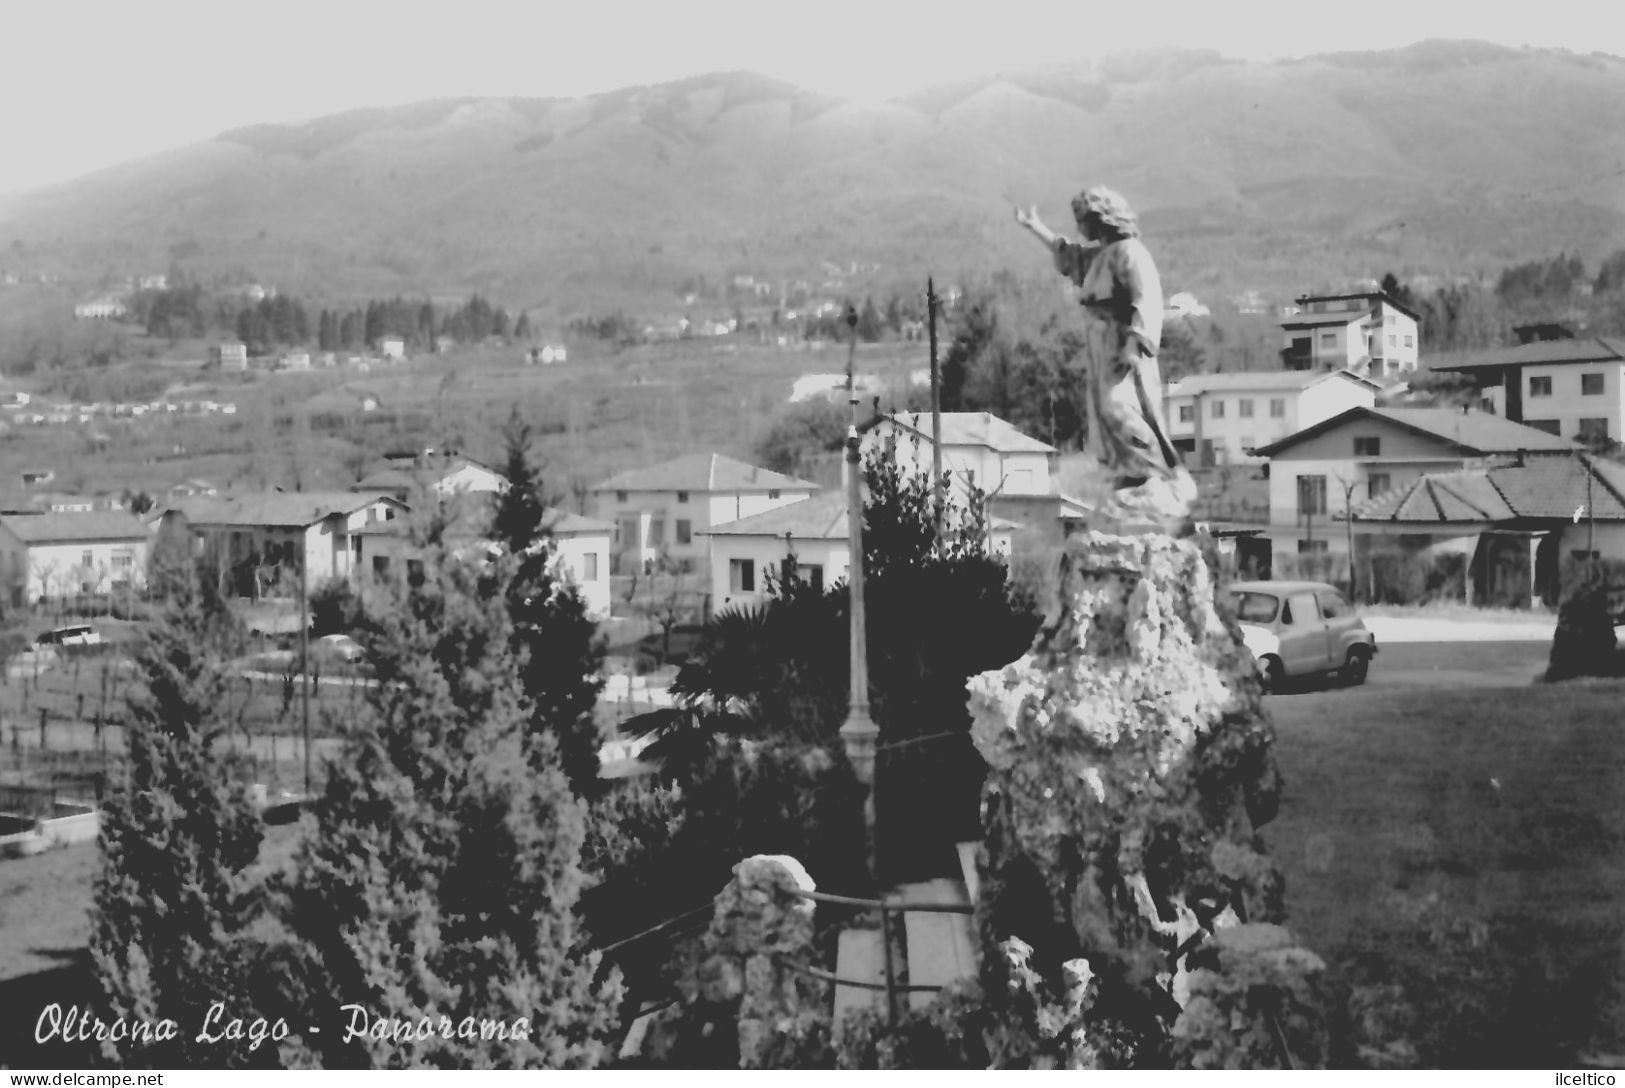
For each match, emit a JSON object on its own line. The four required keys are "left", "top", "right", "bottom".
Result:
{"left": 89, "top": 571, "right": 268, "bottom": 1067}
{"left": 491, "top": 409, "right": 607, "bottom": 799}
{"left": 285, "top": 545, "right": 618, "bottom": 1068}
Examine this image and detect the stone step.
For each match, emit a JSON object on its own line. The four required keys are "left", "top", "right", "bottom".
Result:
{"left": 833, "top": 927, "right": 888, "bottom": 1029}
{"left": 895, "top": 878, "right": 977, "bottom": 1011}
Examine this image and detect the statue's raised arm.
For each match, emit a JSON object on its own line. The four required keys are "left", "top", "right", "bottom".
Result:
{"left": 1020, "top": 186, "right": 1195, "bottom": 534}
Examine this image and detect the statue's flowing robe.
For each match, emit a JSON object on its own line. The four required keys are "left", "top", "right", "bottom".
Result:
{"left": 1053, "top": 236, "right": 1183, "bottom": 486}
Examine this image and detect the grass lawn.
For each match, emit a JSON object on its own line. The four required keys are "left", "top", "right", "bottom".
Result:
{"left": 1266, "top": 669, "right": 1625, "bottom": 1067}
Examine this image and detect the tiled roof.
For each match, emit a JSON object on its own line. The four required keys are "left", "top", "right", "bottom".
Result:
{"left": 1, "top": 511, "right": 151, "bottom": 543}
{"left": 701, "top": 491, "right": 1021, "bottom": 539}
{"left": 1166, "top": 368, "right": 1378, "bottom": 397}
{"left": 545, "top": 510, "right": 614, "bottom": 535}
{"left": 590, "top": 453, "right": 818, "bottom": 494}
{"left": 1429, "top": 337, "right": 1625, "bottom": 372}
{"left": 878, "top": 411, "right": 1055, "bottom": 454}
{"left": 171, "top": 491, "right": 395, "bottom": 528}
{"left": 700, "top": 492, "right": 848, "bottom": 539}
{"left": 1349, "top": 454, "right": 1625, "bottom": 524}
{"left": 1254, "top": 407, "right": 1578, "bottom": 458}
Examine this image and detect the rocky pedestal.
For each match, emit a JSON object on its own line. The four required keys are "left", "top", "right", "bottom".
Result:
{"left": 963, "top": 530, "right": 1319, "bottom": 1068}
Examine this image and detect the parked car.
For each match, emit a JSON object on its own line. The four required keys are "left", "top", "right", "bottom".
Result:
{"left": 1226, "top": 580, "right": 1377, "bottom": 692}
{"left": 314, "top": 633, "right": 363, "bottom": 662}
{"left": 35, "top": 624, "right": 103, "bottom": 648}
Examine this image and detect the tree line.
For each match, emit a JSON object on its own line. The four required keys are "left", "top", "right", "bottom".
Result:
{"left": 126, "top": 285, "right": 531, "bottom": 356}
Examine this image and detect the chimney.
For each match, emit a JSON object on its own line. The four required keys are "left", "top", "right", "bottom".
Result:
{"left": 1516, "top": 448, "right": 1527, "bottom": 467}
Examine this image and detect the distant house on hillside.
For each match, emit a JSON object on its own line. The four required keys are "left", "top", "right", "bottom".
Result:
{"left": 789, "top": 373, "right": 884, "bottom": 404}
{"left": 74, "top": 297, "right": 127, "bottom": 320}
{"left": 589, "top": 453, "right": 818, "bottom": 581}
{"left": 377, "top": 337, "right": 406, "bottom": 361}
{"left": 1163, "top": 369, "right": 1381, "bottom": 466}
{"left": 0, "top": 511, "right": 151, "bottom": 605}
{"left": 210, "top": 342, "right": 248, "bottom": 371}
{"left": 1280, "top": 292, "right": 1420, "bottom": 379}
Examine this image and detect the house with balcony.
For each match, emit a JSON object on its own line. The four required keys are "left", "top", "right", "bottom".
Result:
{"left": 1252, "top": 406, "right": 1578, "bottom": 568}
{"left": 702, "top": 491, "right": 1016, "bottom": 615}
{"left": 1428, "top": 338, "right": 1625, "bottom": 446}
{"left": 589, "top": 453, "right": 818, "bottom": 581}
{"left": 1279, "top": 292, "right": 1421, "bottom": 379}
{"left": 1163, "top": 369, "right": 1381, "bottom": 467}
{"left": 155, "top": 491, "right": 406, "bottom": 598}
{"left": 0, "top": 511, "right": 152, "bottom": 605}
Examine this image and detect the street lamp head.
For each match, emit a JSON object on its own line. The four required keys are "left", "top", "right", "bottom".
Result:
{"left": 846, "top": 305, "right": 859, "bottom": 330}
{"left": 839, "top": 711, "right": 879, "bottom": 786}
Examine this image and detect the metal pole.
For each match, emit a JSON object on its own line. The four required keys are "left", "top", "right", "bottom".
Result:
{"left": 299, "top": 550, "right": 311, "bottom": 796}
{"left": 838, "top": 304, "right": 879, "bottom": 867}
{"left": 927, "top": 278, "right": 944, "bottom": 546}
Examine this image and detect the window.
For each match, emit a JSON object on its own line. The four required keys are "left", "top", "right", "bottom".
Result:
{"left": 796, "top": 564, "right": 825, "bottom": 591}
{"left": 1298, "top": 475, "right": 1327, "bottom": 518}
{"left": 81, "top": 550, "right": 93, "bottom": 568}
{"left": 1530, "top": 376, "right": 1552, "bottom": 397}
{"left": 1582, "top": 373, "right": 1605, "bottom": 395}
{"left": 768, "top": 489, "right": 781, "bottom": 500}
{"left": 1238, "top": 399, "right": 1254, "bottom": 418}
{"left": 648, "top": 518, "right": 665, "bottom": 546}
{"left": 582, "top": 553, "right": 599, "bottom": 581}
{"left": 1404, "top": 335, "right": 1414, "bottom": 348}
{"left": 406, "top": 559, "right": 425, "bottom": 587}
{"left": 1231, "top": 591, "right": 1279, "bottom": 624}
{"left": 1525, "top": 419, "right": 1561, "bottom": 435}
{"left": 676, "top": 519, "right": 692, "bottom": 545}
{"left": 1269, "top": 398, "right": 1286, "bottom": 418}
{"left": 111, "top": 550, "right": 133, "bottom": 570}
{"left": 1387, "top": 333, "right": 1396, "bottom": 348}
{"left": 1319, "top": 332, "right": 1336, "bottom": 348}
{"left": 1579, "top": 418, "right": 1609, "bottom": 443}
{"left": 372, "top": 556, "right": 390, "bottom": 579}
{"left": 676, "top": 490, "right": 690, "bottom": 503}
{"left": 1210, "top": 399, "right": 1225, "bottom": 419}
{"left": 1296, "top": 539, "right": 1329, "bottom": 554}
{"left": 1316, "top": 591, "right": 1348, "bottom": 619}
{"left": 729, "top": 558, "right": 756, "bottom": 593}
{"left": 1368, "top": 472, "right": 1391, "bottom": 499}
{"left": 1178, "top": 404, "right": 1194, "bottom": 423}
{"left": 616, "top": 490, "right": 628, "bottom": 502}
{"left": 1354, "top": 436, "right": 1381, "bottom": 456}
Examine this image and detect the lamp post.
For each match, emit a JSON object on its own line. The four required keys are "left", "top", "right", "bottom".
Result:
{"left": 836, "top": 304, "right": 880, "bottom": 877}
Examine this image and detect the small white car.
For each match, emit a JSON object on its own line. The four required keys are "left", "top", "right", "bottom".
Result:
{"left": 1227, "top": 580, "right": 1378, "bottom": 692}
{"left": 315, "top": 634, "right": 363, "bottom": 662}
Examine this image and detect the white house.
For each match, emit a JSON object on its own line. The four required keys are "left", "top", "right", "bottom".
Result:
{"left": 1162, "top": 369, "right": 1381, "bottom": 466}
{"left": 353, "top": 456, "right": 505, "bottom": 502}
{"left": 358, "top": 504, "right": 614, "bottom": 619}
{"left": 74, "top": 297, "right": 127, "bottom": 320}
{"left": 378, "top": 337, "right": 407, "bottom": 361}
{"left": 0, "top": 511, "right": 152, "bottom": 605}
{"left": 1429, "top": 337, "right": 1625, "bottom": 446}
{"left": 1279, "top": 291, "right": 1421, "bottom": 379}
{"left": 703, "top": 491, "right": 1015, "bottom": 614}
{"left": 1254, "top": 406, "right": 1578, "bottom": 562}
{"left": 590, "top": 453, "right": 818, "bottom": 580}
{"left": 157, "top": 491, "right": 406, "bottom": 597}
{"left": 861, "top": 411, "right": 1057, "bottom": 497}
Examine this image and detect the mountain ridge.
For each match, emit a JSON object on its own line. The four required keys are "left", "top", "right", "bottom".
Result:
{"left": 2, "top": 41, "right": 1622, "bottom": 318}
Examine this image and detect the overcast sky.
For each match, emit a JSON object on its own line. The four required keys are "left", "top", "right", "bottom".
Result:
{"left": 2, "top": 0, "right": 1620, "bottom": 197}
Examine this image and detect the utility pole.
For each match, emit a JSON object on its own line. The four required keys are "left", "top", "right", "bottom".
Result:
{"left": 298, "top": 550, "right": 311, "bottom": 796}
{"left": 927, "top": 278, "right": 944, "bottom": 546}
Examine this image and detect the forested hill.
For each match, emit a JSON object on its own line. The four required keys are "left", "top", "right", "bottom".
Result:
{"left": 2, "top": 40, "right": 1623, "bottom": 318}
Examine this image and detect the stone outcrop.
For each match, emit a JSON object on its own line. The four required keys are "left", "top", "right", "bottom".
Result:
{"left": 962, "top": 530, "right": 1309, "bottom": 1067}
